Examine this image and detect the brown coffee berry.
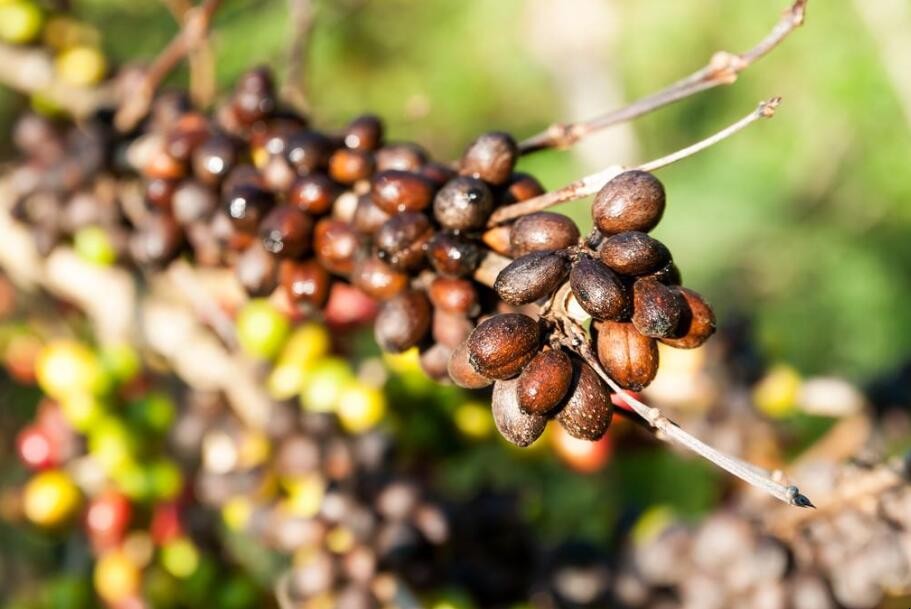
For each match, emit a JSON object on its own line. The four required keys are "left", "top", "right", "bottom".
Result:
{"left": 350, "top": 195, "right": 391, "bottom": 236}
{"left": 231, "top": 67, "right": 276, "bottom": 124}
{"left": 376, "top": 143, "right": 428, "bottom": 172}
{"left": 510, "top": 212, "right": 580, "bottom": 258}
{"left": 419, "top": 161, "right": 457, "bottom": 188}
{"left": 260, "top": 206, "right": 313, "bottom": 258}
{"left": 172, "top": 180, "right": 217, "bottom": 225}
{"left": 481, "top": 225, "right": 512, "bottom": 256}
{"left": 432, "top": 311, "right": 474, "bottom": 348}
{"left": 569, "top": 257, "right": 628, "bottom": 321}
{"left": 595, "top": 321, "right": 659, "bottom": 391}
{"left": 289, "top": 174, "right": 341, "bottom": 216}
{"left": 285, "top": 131, "right": 333, "bottom": 174}
{"left": 660, "top": 287, "right": 716, "bottom": 349}
{"left": 517, "top": 349, "right": 573, "bottom": 415}
{"left": 329, "top": 148, "right": 375, "bottom": 185}
{"left": 343, "top": 115, "right": 384, "bottom": 151}
{"left": 235, "top": 241, "right": 279, "bottom": 296}
{"left": 280, "top": 259, "right": 331, "bottom": 308}
{"left": 592, "top": 170, "right": 665, "bottom": 235}
{"left": 352, "top": 256, "right": 409, "bottom": 300}
{"left": 494, "top": 251, "right": 569, "bottom": 305}
{"left": 428, "top": 277, "right": 479, "bottom": 316}
{"left": 433, "top": 176, "right": 494, "bottom": 232}
{"left": 192, "top": 134, "right": 237, "bottom": 186}
{"left": 129, "top": 213, "right": 184, "bottom": 266}
{"left": 370, "top": 170, "right": 435, "bottom": 214}
{"left": 599, "top": 231, "right": 671, "bottom": 276}
{"left": 554, "top": 360, "right": 613, "bottom": 441}
{"left": 224, "top": 184, "right": 274, "bottom": 233}
{"left": 467, "top": 313, "right": 540, "bottom": 380}
{"left": 314, "top": 218, "right": 359, "bottom": 276}
{"left": 502, "top": 173, "right": 545, "bottom": 204}
{"left": 375, "top": 212, "right": 434, "bottom": 271}
{"left": 492, "top": 378, "right": 548, "bottom": 447}
{"left": 374, "top": 291, "right": 432, "bottom": 353}
{"left": 631, "top": 277, "right": 684, "bottom": 338}
{"left": 459, "top": 131, "right": 518, "bottom": 186}
{"left": 419, "top": 343, "right": 453, "bottom": 382}
{"left": 645, "top": 261, "right": 682, "bottom": 286}
{"left": 447, "top": 340, "right": 493, "bottom": 389}
{"left": 425, "top": 231, "right": 483, "bottom": 277}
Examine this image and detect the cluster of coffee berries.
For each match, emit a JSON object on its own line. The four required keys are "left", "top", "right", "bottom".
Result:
{"left": 4, "top": 63, "right": 718, "bottom": 451}
{"left": 613, "top": 457, "right": 911, "bottom": 609}
{"left": 446, "top": 170, "right": 716, "bottom": 447}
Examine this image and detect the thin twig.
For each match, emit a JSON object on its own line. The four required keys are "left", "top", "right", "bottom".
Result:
{"left": 547, "top": 283, "right": 813, "bottom": 508}
{"left": 282, "top": 0, "right": 315, "bottom": 112}
{"left": 489, "top": 97, "right": 781, "bottom": 226}
{"left": 518, "top": 0, "right": 807, "bottom": 153}
{"left": 114, "top": 0, "right": 223, "bottom": 132}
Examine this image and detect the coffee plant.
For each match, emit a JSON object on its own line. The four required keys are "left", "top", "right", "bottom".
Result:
{"left": 2, "top": 0, "right": 910, "bottom": 608}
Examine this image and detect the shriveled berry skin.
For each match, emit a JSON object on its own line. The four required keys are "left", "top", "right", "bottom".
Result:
{"left": 459, "top": 132, "right": 518, "bottom": 186}
{"left": 554, "top": 360, "right": 613, "bottom": 441}
{"left": 660, "top": 287, "right": 716, "bottom": 349}
{"left": 599, "top": 231, "right": 671, "bottom": 276}
{"left": 259, "top": 205, "right": 312, "bottom": 258}
{"left": 433, "top": 176, "right": 494, "bottom": 232}
{"left": 280, "top": 259, "right": 331, "bottom": 308}
{"left": 569, "top": 257, "right": 628, "bottom": 321}
{"left": 592, "top": 170, "right": 665, "bottom": 235}
{"left": 374, "top": 291, "right": 431, "bottom": 353}
{"left": 492, "top": 378, "right": 547, "bottom": 447}
{"left": 493, "top": 251, "right": 569, "bottom": 306}
{"left": 510, "top": 212, "right": 580, "bottom": 258}
{"left": 467, "top": 313, "right": 540, "bottom": 380}
{"left": 517, "top": 349, "right": 573, "bottom": 415}
{"left": 352, "top": 256, "right": 408, "bottom": 300}
{"left": 370, "top": 170, "right": 435, "bottom": 214}
{"left": 425, "top": 232, "right": 482, "bottom": 277}
{"left": 631, "top": 277, "right": 684, "bottom": 338}
{"left": 374, "top": 212, "right": 434, "bottom": 271}
{"left": 447, "top": 340, "right": 493, "bottom": 389}
{"left": 314, "top": 218, "right": 359, "bottom": 276}
{"left": 595, "top": 321, "right": 659, "bottom": 391}
{"left": 428, "top": 277, "right": 479, "bottom": 316}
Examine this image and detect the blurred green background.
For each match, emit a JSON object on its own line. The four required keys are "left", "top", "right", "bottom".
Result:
{"left": 1, "top": 0, "right": 908, "bottom": 378}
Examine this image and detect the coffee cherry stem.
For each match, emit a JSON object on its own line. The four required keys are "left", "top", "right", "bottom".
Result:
{"left": 518, "top": 0, "right": 807, "bottom": 154}
{"left": 488, "top": 97, "right": 782, "bottom": 226}
{"left": 543, "top": 282, "right": 813, "bottom": 508}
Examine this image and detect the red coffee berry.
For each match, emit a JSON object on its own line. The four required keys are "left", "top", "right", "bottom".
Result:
{"left": 280, "top": 259, "right": 331, "bottom": 309}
